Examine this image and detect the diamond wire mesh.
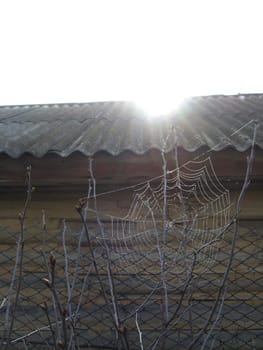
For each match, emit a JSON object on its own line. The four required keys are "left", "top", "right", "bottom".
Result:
{"left": 0, "top": 220, "right": 262, "bottom": 349}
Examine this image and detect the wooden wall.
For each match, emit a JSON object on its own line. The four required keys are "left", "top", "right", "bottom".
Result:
{"left": 0, "top": 185, "right": 263, "bottom": 349}
{"left": 0, "top": 149, "right": 263, "bottom": 349}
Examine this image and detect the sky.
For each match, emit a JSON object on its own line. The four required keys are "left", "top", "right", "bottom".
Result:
{"left": 1, "top": 0, "right": 263, "bottom": 110}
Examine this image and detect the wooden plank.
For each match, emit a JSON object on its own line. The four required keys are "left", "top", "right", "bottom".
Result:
{"left": 1, "top": 148, "right": 263, "bottom": 188}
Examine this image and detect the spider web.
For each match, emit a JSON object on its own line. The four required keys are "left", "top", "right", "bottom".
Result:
{"left": 87, "top": 155, "right": 231, "bottom": 288}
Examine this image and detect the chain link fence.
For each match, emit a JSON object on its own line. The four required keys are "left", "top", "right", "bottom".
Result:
{"left": 0, "top": 219, "right": 262, "bottom": 349}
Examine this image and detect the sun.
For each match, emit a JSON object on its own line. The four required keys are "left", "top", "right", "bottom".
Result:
{"left": 134, "top": 93, "right": 186, "bottom": 119}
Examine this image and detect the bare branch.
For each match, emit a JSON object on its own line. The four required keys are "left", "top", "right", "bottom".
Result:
{"left": 3, "top": 165, "right": 32, "bottom": 349}
{"left": 135, "top": 312, "right": 144, "bottom": 350}
{"left": 186, "top": 120, "right": 258, "bottom": 350}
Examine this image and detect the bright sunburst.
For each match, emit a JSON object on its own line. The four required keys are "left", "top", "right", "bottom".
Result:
{"left": 134, "top": 93, "right": 186, "bottom": 118}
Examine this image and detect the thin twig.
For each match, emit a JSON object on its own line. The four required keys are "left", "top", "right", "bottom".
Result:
{"left": 10, "top": 312, "right": 80, "bottom": 345}
{"left": 149, "top": 303, "right": 195, "bottom": 350}
{"left": 186, "top": 121, "right": 258, "bottom": 350}
{"left": 135, "top": 312, "right": 144, "bottom": 350}
{"left": 86, "top": 158, "right": 129, "bottom": 350}
{"left": 77, "top": 194, "right": 129, "bottom": 349}
{"left": 62, "top": 219, "right": 76, "bottom": 349}
{"left": 22, "top": 338, "right": 29, "bottom": 350}
{"left": 3, "top": 165, "right": 32, "bottom": 349}
{"left": 40, "top": 248, "right": 61, "bottom": 342}
{"left": 41, "top": 209, "right": 61, "bottom": 342}
{"left": 67, "top": 181, "right": 93, "bottom": 348}
{"left": 70, "top": 179, "right": 92, "bottom": 308}
{"left": 49, "top": 252, "right": 68, "bottom": 349}
{"left": 121, "top": 281, "right": 161, "bottom": 323}
{"left": 42, "top": 301, "right": 58, "bottom": 350}
{"left": 147, "top": 251, "right": 198, "bottom": 350}
{"left": 200, "top": 283, "right": 227, "bottom": 350}
{"left": 160, "top": 151, "right": 169, "bottom": 326}
{"left": 0, "top": 297, "right": 7, "bottom": 309}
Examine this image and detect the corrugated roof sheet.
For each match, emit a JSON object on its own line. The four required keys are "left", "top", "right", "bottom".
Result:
{"left": 0, "top": 95, "right": 262, "bottom": 158}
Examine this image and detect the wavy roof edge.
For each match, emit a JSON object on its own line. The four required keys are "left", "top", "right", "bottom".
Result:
{"left": 0, "top": 145, "right": 258, "bottom": 160}
{"left": 0, "top": 94, "right": 262, "bottom": 158}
